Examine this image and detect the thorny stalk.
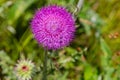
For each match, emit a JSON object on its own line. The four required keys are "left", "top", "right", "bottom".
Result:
{"left": 73, "top": 0, "right": 84, "bottom": 15}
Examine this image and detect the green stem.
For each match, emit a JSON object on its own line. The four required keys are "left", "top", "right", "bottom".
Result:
{"left": 42, "top": 49, "right": 48, "bottom": 80}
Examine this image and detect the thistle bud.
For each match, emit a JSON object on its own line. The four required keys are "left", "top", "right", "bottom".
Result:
{"left": 14, "top": 59, "right": 35, "bottom": 80}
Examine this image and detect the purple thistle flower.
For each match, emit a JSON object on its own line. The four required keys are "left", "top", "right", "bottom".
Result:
{"left": 31, "top": 5, "right": 75, "bottom": 50}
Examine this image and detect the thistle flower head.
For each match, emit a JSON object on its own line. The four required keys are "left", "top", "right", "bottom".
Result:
{"left": 15, "top": 59, "right": 35, "bottom": 80}
{"left": 31, "top": 5, "right": 75, "bottom": 50}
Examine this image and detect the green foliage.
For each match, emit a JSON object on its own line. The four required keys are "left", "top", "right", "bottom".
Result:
{"left": 0, "top": 0, "right": 120, "bottom": 80}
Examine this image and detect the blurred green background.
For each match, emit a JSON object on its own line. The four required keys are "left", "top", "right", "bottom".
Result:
{"left": 0, "top": 0, "right": 120, "bottom": 80}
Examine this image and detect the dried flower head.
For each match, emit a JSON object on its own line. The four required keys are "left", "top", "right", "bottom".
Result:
{"left": 31, "top": 5, "right": 75, "bottom": 50}
{"left": 15, "top": 59, "right": 35, "bottom": 80}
